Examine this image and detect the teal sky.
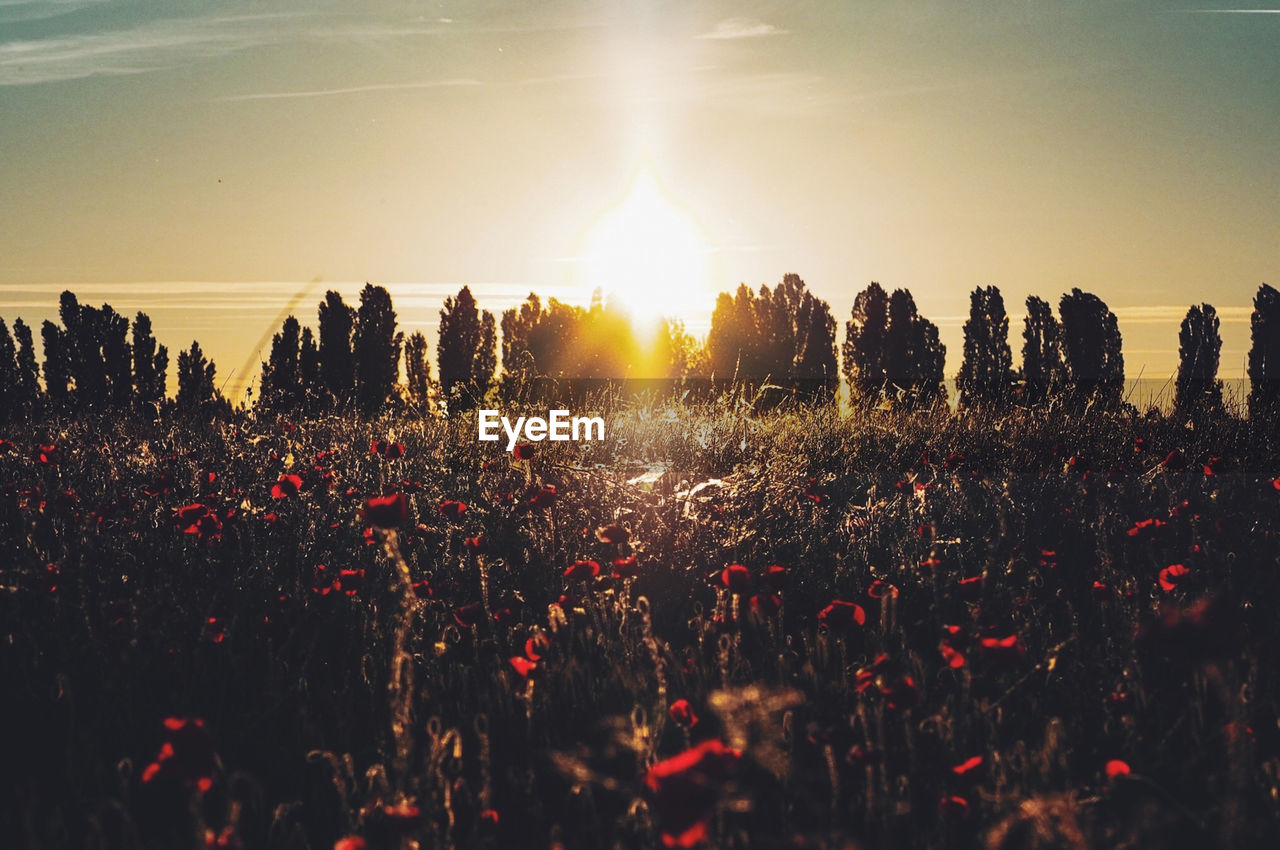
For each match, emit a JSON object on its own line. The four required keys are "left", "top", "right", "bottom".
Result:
{"left": 1, "top": 1, "right": 1278, "bottom": 400}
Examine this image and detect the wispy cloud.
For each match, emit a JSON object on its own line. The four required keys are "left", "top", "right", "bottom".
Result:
{"left": 696, "top": 17, "right": 787, "bottom": 40}
{"left": 1112, "top": 305, "right": 1252, "bottom": 323}
{"left": 221, "top": 78, "right": 482, "bottom": 101}
{"left": 0, "top": 0, "right": 108, "bottom": 26}
{"left": 0, "top": 13, "right": 304, "bottom": 86}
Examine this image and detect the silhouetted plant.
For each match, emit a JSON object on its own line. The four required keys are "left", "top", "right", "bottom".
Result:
{"left": 0, "top": 319, "right": 16, "bottom": 418}
{"left": 100, "top": 304, "right": 132, "bottom": 408}
{"left": 12, "top": 318, "right": 40, "bottom": 414}
{"left": 704, "top": 275, "right": 835, "bottom": 398}
{"left": 654, "top": 318, "right": 706, "bottom": 380}
{"left": 318, "top": 290, "right": 357, "bottom": 407}
{"left": 176, "top": 340, "right": 219, "bottom": 415}
{"left": 957, "top": 286, "right": 1015, "bottom": 409}
{"left": 883, "top": 289, "right": 946, "bottom": 409}
{"left": 437, "top": 286, "right": 497, "bottom": 413}
{"left": 41, "top": 320, "right": 70, "bottom": 405}
{"left": 1021, "top": 296, "right": 1063, "bottom": 406}
{"left": 352, "top": 284, "right": 403, "bottom": 414}
{"left": 260, "top": 316, "right": 302, "bottom": 411}
{"left": 299, "top": 326, "right": 321, "bottom": 410}
{"left": 842, "top": 282, "right": 890, "bottom": 405}
{"left": 404, "top": 330, "right": 433, "bottom": 410}
{"left": 1248, "top": 284, "right": 1280, "bottom": 422}
{"left": 1174, "top": 304, "right": 1224, "bottom": 422}
{"left": 132, "top": 311, "right": 168, "bottom": 407}
{"left": 1059, "top": 288, "right": 1124, "bottom": 410}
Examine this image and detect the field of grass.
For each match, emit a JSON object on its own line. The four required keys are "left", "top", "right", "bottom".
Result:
{"left": 3, "top": 399, "right": 1280, "bottom": 849}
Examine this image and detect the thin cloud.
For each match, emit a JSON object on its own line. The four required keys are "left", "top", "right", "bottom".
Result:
{"left": 0, "top": 13, "right": 305, "bottom": 86}
{"left": 1112, "top": 305, "right": 1252, "bottom": 324}
{"left": 221, "top": 78, "right": 482, "bottom": 101}
{"left": 0, "top": 0, "right": 109, "bottom": 25}
{"left": 696, "top": 17, "right": 787, "bottom": 40}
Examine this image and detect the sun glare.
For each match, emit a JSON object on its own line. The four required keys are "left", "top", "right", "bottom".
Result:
{"left": 577, "top": 168, "right": 712, "bottom": 330}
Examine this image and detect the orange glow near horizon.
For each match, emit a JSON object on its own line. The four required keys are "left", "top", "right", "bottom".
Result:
{"left": 575, "top": 167, "right": 714, "bottom": 333}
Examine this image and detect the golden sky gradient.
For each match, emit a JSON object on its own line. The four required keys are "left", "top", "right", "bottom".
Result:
{"left": 1, "top": 1, "right": 1277, "bottom": 401}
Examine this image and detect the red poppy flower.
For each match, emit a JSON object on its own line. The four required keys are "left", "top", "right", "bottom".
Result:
{"left": 867, "top": 580, "right": 899, "bottom": 601}
{"left": 919, "top": 556, "right": 943, "bottom": 570}
{"left": 956, "top": 575, "right": 984, "bottom": 600}
{"left": 595, "top": 523, "right": 629, "bottom": 544}
{"left": 720, "top": 564, "right": 751, "bottom": 594}
{"left": 762, "top": 565, "right": 790, "bottom": 591}
{"left": 509, "top": 656, "right": 538, "bottom": 678}
{"left": 668, "top": 699, "right": 699, "bottom": 729}
{"left": 944, "top": 452, "right": 965, "bottom": 470}
{"left": 978, "top": 634, "right": 1026, "bottom": 663}
{"left": 512, "top": 442, "right": 536, "bottom": 460}
{"left": 748, "top": 593, "right": 782, "bottom": 617}
{"left": 1105, "top": 759, "right": 1131, "bottom": 779}
{"left": 438, "top": 500, "right": 468, "bottom": 519}
{"left": 270, "top": 473, "right": 303, "bottom": 499}
{"left": 411, "top": 579, "right": 433, "bottom": 599}
{"left": 528, "top": 484, "right": 558, "bottom": 508}
{"left": 802, "top": 476, "right": 827, "bottom": 504}
{"left": 337, "top": 568, "right": 365, "bottom": 596}
{"left": 938, "top": 795, "right": 970, "bottom": 821}
{"left": 1158, "top": 563, "right": 1191, "bottom": 592}
{"left": 1162, "top": 450, "right": 1187, "bottom": 471}
{"left": 564, "top": 560, "right": 600, "bottom": 582}
{"left": 462, "top": 533, "right": 487, "bottom": 553}
{"left": 364, "top": 493, "right": 408, "bottom": 528}
{"left": 644, "top": 740, "right": 742, "bottom": 849}
{"left": 525, "top": 632, "right": 551, "bottom": 661}
{"left": 819, "top": 600, "right": 866, "bottom": 631}
{"left": 611, "top": 556, "right": 642, "bottom": 578}
{"left": 334, "top": 837, "right": 367, "bottom": 850}
{"left": 952, "top": 755, "right": 984, "bottom": 777}
{"left": 940, "top": 643, "right": 966, "bottom": 669}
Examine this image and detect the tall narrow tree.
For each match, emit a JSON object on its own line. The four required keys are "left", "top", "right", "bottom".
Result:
{"left": 957, "top": 286, "right": 1015, "bottom": 409}
{"left": 1059, "top": 288, "right": 1124, "bottom": 410}
{"left": 1248, "top": 283, "right": 1280, "bottom": 421}
{"left": 437, "top": 285, "right": 495, "bottom": 412}
{"left": 1174, "top": 304, "right": 1224, "bottom": 421}
{"left": 41, "top": 320, "right": 70, "bottom": 405}
{"left": 1021, "top": 296, "right": 1063, "bottom": 406}
{"left": 318, "top": 290, "right": 357, "bottom": 406}
{"left": 299, "top": 326, "right": 321, "bottom": 409}
{"left": 842, "top": 282, "right": 890, "bottom": 405}
{"left": 100, "top": 305, "right": 132, "bottom": 407}
{"left": 404, "top": 331, "right": 432, "bottom": 409}
{"left": 260, "top": 316, "right": 302, "bottom": 411}
{"left": 12, "top": 319, "right": 40, "bottom": 412}
{"left": 0, "top": 319, "right": 17, "bottom": 417}
{"left": 352, "top": 284, "right": 402, "bottom": 413}
{"left": 132, "top": 311, "right": 167, "bottom": 406}
{"left": 176, "top": 340, "right": 218, "bottom": 415}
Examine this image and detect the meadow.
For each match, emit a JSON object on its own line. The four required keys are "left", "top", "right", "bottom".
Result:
{"left": 3, "top": 397, "right": 1279, "bottom": 850}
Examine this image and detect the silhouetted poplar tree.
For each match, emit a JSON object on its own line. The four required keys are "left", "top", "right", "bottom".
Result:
{"left": 176, "top": 340, "right": 218, "bottom": 415}
{"left": 41, "top": 320, "right": 70, "bottom": 405}
{"left": 404, "top": 330, "right": 432, "bottom": 409}
{"left": 1174, "top": 304, "right": 1224, "bottom": 422}
{"left": 706, "top": 284, "right": 759, "bottom": 382}
{"left": 1021, "top": 296, "right": 1063, "bottom": 406}
{"left": 0, "top": 319, "right": 16, "bottom": 417}
{"left": 957, "top": 286, "right": 1015, "bottom": 409}
{"left": 1248, "top": 283, "right": 1280, "bottom": 421}
{"left": 843, "top": 282, "right": 890, "bottom": 404}
{"left": 437, "top": 285, "right": 495, "bottom": 412}
{"left": 260, "top": 316, "right": 302, "bottom": 411}
{"left": 299, "top": 326, "right": 321, "bottom": 409}
{"left": 132, "top": 312, "right": 168, "bottom": 406}
{"left": 101, "top": 305, "right": 132, "bottom": 408}
{"left": 318, "top": 290, "right": 356, "bottom": 406}
{"left": 352, "top": 284, "right": 402, "bottom": 413}
{"left": 12, "top": 319, "right": 40, "bottom": 413}
{"left": 1059, "top": 289, "right": 1124, "bottom": 410}
{"left": 882, "top": 289, "right": 946, "bottom": 409}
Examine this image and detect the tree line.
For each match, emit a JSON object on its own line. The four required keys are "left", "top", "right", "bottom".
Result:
{"left": 4, "top": 279, "right": 1280, "bottom": 422}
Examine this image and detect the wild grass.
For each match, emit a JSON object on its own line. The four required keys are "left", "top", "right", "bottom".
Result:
{"left": 1, "top": 399, "right": 1278, "bottom": 849}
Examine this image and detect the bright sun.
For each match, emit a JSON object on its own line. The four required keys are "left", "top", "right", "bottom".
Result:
{"left": 577, "top": 168, "right": 712, "bottom": 330}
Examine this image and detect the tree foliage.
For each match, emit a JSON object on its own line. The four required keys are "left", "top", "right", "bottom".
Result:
{"left": 1059, "top": 288, "right": 1124, "bottom": 410}
{"left": 1174, "top": 303, "right": 1223, "bottom": 422}
{"left": 1248, "top": 283, "right": 1280, "bottom": 422}
{"left": 957, "top": 286, "right": 1014, "bottom": 409}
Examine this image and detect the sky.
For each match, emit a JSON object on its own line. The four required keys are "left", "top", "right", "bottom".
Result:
{"left": 1, "top": 0, "right": 1278, "bottom": 402}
